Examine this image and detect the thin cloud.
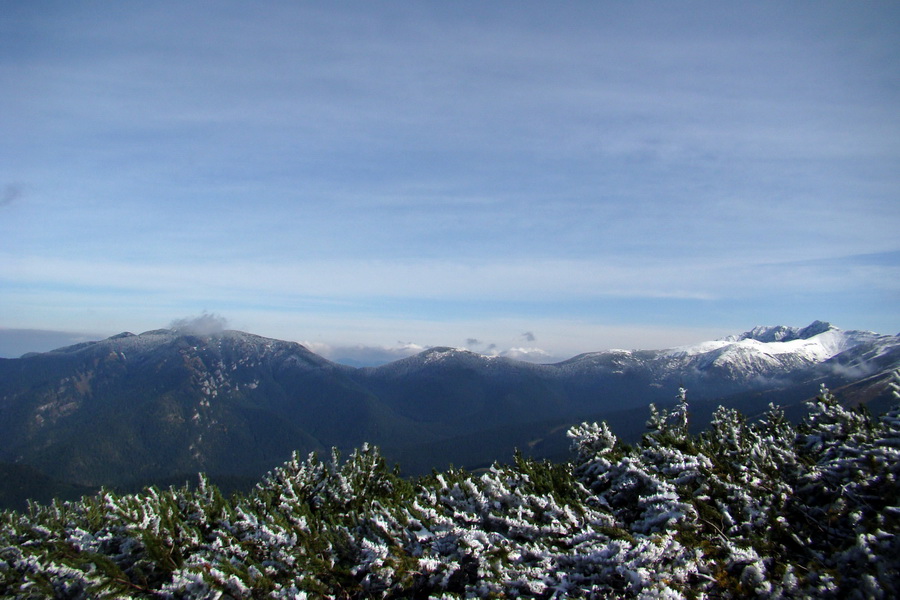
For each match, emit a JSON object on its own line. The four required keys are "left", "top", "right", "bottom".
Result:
{"left": 169, "top": 312, "right": 229, "bottom": 335}
{"left": 0, "top": 184, "right": 22, "bottom": 207}
{"left": 9, "top": 253, "right": 895, "bottom": 306}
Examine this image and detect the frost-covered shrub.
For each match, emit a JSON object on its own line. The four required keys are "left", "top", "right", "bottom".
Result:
{"left": 568, "top": 420, "right": 618, "bottom": 461}
{"left": 644, "top": 388, "right": 691, "bottom": 447}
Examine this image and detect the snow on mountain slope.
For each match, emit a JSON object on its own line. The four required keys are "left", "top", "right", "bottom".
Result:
{"left": 361, "top": 346, "right": 543, "bottom": 379}
{"left": 724, "top": 320, "right": 835, "bottom": 343}
{"left": 663, "top": 321, "right": 885, "bottom": 368}
{"left": 39, "top": 328, "right": 346, "bottom": 373}
{"left": 554, "top": 322, "right": 899, "bottom": 388}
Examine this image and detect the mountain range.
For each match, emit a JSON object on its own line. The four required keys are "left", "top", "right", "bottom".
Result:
{"left": 1, "top": 320, "right": 898, "bottom": 509}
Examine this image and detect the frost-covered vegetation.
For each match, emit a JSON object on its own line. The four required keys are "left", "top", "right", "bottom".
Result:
{"left": 2, "top": 376, "right": 899, "bottom": 599}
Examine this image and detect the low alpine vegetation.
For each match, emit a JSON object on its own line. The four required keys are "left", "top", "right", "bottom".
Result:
{"left": 2, "top": 374, "right": 899, "bottom": 598}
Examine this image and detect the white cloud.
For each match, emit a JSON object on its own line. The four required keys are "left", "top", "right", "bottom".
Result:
{"left": 169, "top": 312, "right": 229, "bottom": 335}
{"left": 498, "top": 347, "right": 557, "bottom": 363}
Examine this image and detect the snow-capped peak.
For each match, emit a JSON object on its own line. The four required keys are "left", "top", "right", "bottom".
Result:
{"left": 724, "top": 320, "right": 836, "bottom": 343}
{"left": 664, "top": 322, "right": 878, "bottom": 366}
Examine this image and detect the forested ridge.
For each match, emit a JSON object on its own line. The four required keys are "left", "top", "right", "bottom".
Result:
{"left": 1, "top": 375, "right": 898, "bottom": 599}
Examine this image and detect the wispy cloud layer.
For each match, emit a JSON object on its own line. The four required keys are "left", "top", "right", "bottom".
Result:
{"left": 3, "top": 251, "right": 896, "bottom": 305}
{"left": 1, "top": 2, "right": 898, "bottom": 354}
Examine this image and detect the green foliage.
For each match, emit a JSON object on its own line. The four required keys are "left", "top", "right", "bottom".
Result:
{"left": 1, "top": 380, "right": 899, "bottom": 598}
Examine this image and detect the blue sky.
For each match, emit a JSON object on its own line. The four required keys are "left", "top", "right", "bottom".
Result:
{"left": 1, "top": 1, "right": 898, "bottom": 363}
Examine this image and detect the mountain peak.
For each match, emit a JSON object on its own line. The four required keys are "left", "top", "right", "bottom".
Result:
{"left": 419, "top": 346, "right": 486, "bottom": 365}
{"left": 797, "top": 320, "right": 835, "bottom": 339}
{"left": 727, "top": 321, "right": 836, "bottom": 344}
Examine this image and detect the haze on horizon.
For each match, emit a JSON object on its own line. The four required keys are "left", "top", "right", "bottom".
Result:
{"left": 2, "top": 2, "right": 898, "bottom": 364}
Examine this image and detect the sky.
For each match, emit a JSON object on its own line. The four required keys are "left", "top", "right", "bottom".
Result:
{"left": 1, "top": 1, "right": 899, "bottom": 364}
